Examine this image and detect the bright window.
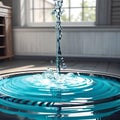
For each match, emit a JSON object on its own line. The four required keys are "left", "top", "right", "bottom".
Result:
{"left": 28, "top": 0, "right": 96, "bottom": 24}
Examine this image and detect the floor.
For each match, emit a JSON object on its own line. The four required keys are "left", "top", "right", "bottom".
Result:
{"left": 0, "top": 58, "right": 120, "bottom": 75}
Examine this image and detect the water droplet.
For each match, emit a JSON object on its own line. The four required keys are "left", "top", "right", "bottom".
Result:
{"left": 89, "top": 73, "right": 94, "bottom": 76}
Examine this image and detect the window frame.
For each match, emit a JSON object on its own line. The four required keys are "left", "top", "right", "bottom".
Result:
{"left": 25, "top": 0, "right": 96, "bottom": 27}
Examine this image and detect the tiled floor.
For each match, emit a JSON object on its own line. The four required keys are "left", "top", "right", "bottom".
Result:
{"left": 0, "top": 59, "right": 120, "bottom": 75}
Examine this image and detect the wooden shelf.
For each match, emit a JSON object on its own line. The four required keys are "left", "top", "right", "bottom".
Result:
{"left": 0, "top": 2, "right": 13, "bottom": 60}
{"left": 0, "top": 46, "right": 5, "bottom": 48}
{"left": 0, "top": 55, "right": 13, "bottom": 60}
{"left": 0, "top": 35, "right": 5, "bottom": 37}
{"left": 0, "top": 24, "right": 5, "bottom": 26}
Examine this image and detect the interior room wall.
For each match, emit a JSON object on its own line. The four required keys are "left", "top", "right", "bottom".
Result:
{"left": 10, "top": 0, "right": 120, "bottom": 58}
{"left": 12, "top": 0, "right": 21, "bottom": 26}
{"left": 0, "top": 0, "right": 12, "bottom": 7}
{"left": 96, "top": 0, "right": 111, "bottom": 25}
{"left": 111, "top": 0, "right": 120, "bottom": 25}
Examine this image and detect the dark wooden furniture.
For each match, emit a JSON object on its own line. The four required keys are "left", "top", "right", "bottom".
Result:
{"left": 0, "top": 2, "right": 13, "bottom": 60}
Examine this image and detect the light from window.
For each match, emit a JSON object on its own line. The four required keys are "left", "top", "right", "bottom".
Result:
{"left": 29, "top": 0, "right": 96, "bottom": 23}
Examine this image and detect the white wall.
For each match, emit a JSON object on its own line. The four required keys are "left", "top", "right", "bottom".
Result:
{"left": 13, "top": 27, "right": 120, "bottom": 58}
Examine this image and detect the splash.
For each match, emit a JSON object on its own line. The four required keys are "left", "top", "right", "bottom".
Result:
{"left": 0, "top": 71, "right": 120, "bottom": 119}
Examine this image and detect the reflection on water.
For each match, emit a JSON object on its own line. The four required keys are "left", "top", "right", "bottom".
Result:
{"left": 0, "top": 69, "right": 120, "bottom": 120}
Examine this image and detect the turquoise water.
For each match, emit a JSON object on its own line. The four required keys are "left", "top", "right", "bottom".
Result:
{"left": 0, "top": 70, "right": 120, "bottom": 120}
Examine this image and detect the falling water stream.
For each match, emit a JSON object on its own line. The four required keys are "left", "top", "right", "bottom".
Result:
{"left": 52, "top": 0, "right": 66, "bottom": 73}
{"left": 0, "top": 0, "right": 120, "bottom": 120}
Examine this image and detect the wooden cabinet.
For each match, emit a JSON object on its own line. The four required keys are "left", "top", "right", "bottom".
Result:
{"left": 0, "top": 2, "right": 13, "bottom": 60}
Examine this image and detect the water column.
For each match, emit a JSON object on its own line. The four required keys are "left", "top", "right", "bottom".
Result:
{"left": 52, "top": 0, "right": 66, "bottom": 74}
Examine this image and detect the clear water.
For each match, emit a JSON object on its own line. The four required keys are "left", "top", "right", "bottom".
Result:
{"left": 0, "top": 70, "right": 120, "bottom": 120}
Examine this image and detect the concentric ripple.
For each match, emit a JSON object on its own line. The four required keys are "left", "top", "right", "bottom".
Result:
{"left": 0, "top": 70, "right": 120, "bottom": 120}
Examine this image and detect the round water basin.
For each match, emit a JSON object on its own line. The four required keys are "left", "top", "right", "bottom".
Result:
{"left": 0, "top": 69, "right": 120, "bottom": 120}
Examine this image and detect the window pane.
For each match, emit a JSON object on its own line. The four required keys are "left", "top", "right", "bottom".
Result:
{"left": 30, "top": 10, "right": 43, "bottom": 23}
{"left": 83, "top": 8, "right": 96, "bottom": 21}
{"left": 61, "top": 9, "right": 69, "bottom": 22}
{"left": 84, "top": 0, "right": 96, "bottom": 7}
{"left": 70, "top": 8, "right": 82, "bottom": 22}
{"left": 28, "top": 0, "right": 96, "bottom": 24}
{"left": 45, "top": 9, "right": 55, "bottom": 22}
{"left": 45, "top": 0, "right": 54, "bottom": 8}
{"left": 30, "top": 0, "right": 33, "bottom": 9}
{"left": 32, "top": 0, "right": 43, "bottom": 8}
{"left": 63, "top": 0, "right": 69, "bottom": 8}
{"left": 70, "top": 0, "right": 82, "bottom": 7}
{"left": 30, "top": 10, "right": 33, "bottom": 23}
